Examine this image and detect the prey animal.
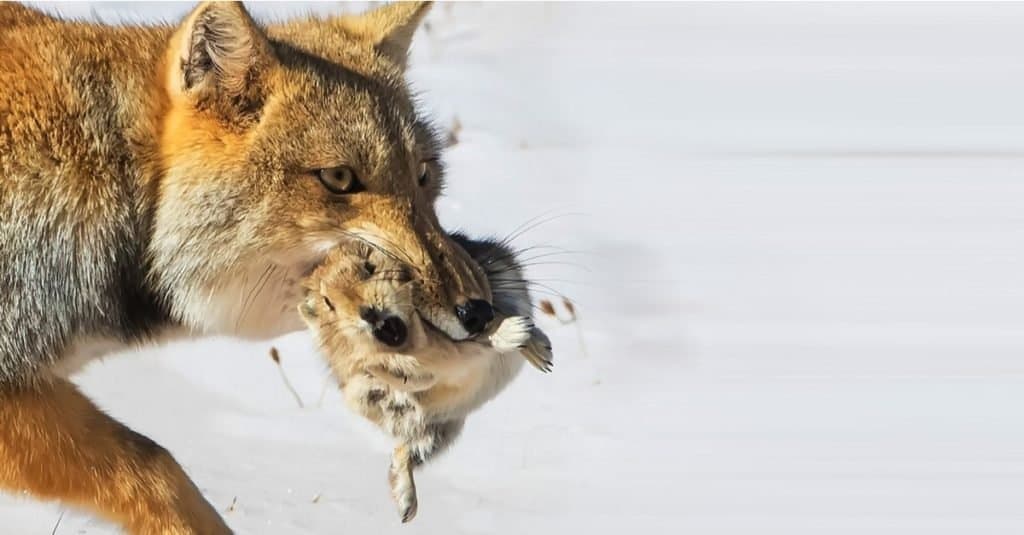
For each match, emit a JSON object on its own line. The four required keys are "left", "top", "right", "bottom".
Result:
{"left": 300, "top": 238, "right": 553, "bottom": 522}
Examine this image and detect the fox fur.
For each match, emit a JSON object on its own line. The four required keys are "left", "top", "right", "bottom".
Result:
{"left": 0, "top": 2, "right": 500, "bottom": 532}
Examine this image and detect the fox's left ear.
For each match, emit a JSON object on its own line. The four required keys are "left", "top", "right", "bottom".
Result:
{"left": 167, "top": 1, "right": 276, "bottom": 118}
{"left": 339, "top": 1, "right": 432, "bottom": 69}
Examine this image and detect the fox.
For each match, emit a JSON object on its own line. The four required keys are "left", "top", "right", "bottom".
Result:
{"left": 0, "top": 1, "right": 507, "bottom": 533}
{"left": 298, "top": 237, "right": 553, "bottom": 522}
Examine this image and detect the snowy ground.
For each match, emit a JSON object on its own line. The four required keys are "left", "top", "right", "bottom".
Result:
{"left": 6, "top": 2, "right": 1024, "bottom": 534}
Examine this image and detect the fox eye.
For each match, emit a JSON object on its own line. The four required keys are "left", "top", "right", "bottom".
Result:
{"left": 317, "top": 166, "right": 363, "bottom": 195}
{"left": 323, "top": 296, "right": 335, "bottom": 311}
{"left": 417, "top": 161, "right": 431, "bottom": 187}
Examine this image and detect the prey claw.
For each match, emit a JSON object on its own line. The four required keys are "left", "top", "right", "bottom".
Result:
{"left": 522, "top": 333, "right": 554, "bottom": 373}
{"left": 400, "top": 500, "right": 418, "bottom": 523}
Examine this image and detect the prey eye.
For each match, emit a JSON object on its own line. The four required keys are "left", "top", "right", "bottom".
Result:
{"left": 323, "top": 296, "right": 335, "bottom": 311}
{"left": 316, "top": 166, "right": 363, "bottom": 195}
{"left": 417, "top": 161, "right": 431, "bottom": 187}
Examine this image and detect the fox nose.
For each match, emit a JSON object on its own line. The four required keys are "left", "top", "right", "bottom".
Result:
{"left": 455, "top": 299, "right": 494, "bottom": 335}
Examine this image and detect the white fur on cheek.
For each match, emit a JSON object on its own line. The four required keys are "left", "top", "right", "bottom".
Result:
{"left": 175, "top": 260, "right": 308, "bottom": 339}
{"left": 168, "top": 235, "right": 345, "bottom": 339}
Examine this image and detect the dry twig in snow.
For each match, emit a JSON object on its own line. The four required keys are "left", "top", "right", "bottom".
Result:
{"left": 270, "top": 347, "right": 305, "bottom": 408}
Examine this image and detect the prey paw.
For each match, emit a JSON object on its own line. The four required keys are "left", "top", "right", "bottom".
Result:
{"left": 522, "top": 332, "right": 554, "bottom": 373}
{"left": 389, "top": 452, "right": 418, "bottom": 523}
{"left": 489, "top": 316, "right": 534, "bottom": 352}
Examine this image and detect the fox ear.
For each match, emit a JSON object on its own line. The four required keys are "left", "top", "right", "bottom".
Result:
{"left": 341, "top": 1, "right": 432, "bottom": 69}
{"left": 170, "top": 1, "right": 274, "bottom": 110}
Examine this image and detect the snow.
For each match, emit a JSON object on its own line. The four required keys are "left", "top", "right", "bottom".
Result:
{"left": 6, "top": 2, "right": 1024, "bottom": 533}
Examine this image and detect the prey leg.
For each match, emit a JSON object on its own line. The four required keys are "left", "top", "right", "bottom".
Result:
{"left": 367, "top": 364, "right": 436, "bottom": 393}
{"left": 388, "top": 444, "right": 418, "bottom": 523}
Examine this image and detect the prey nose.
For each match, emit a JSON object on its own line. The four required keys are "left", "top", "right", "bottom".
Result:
{"left": 455, "top": 299, "right": 494, "bottom": 335}
{"left": 372, "top": 316, "right": 408, "bottom": 347}
{"left": 361, "top": 306, "right": 408, "bottom": 347}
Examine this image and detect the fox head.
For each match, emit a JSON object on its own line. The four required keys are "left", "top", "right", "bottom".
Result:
{"left": 150, "top": 1, "right": 491, "bottom": 340}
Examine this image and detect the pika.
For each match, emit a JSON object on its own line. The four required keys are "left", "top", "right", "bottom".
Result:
{"left": 299, "top": 240, "right": 552, "bottom": 522}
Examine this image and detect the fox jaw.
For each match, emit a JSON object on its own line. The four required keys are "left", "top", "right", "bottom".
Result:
{"left": 147, "top": 1, "right": 490, "bottom": 340}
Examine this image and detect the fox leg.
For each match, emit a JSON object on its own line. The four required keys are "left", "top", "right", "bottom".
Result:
{"left": 0, "top": 377, "right": 231, "bottom": 535}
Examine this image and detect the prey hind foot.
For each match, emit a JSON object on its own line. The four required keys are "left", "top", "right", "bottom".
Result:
{"left": 522, "top": 328, "right": 554, "bottom": 373}
{"left": 488, "top": 316, "right": 533, "bottom": 352}
{"left": 389, "top": 445, "right": 418, "bottom": 523}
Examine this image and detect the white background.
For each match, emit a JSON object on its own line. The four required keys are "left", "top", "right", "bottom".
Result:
{"left": 5, "top": 2, "right": 1024, "bottom": 533}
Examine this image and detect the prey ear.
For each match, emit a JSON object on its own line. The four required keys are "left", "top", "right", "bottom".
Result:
{"left": 169, "top": 1, "right": 274, "bottom": 113}
{"left": 299, "top": 299, "right": 317, "bottom": 319}
{"left": 339, "top": 1, "right": 432, "bottom": 69}
{"left": 298, "top": 285, "right": 324, "bottom": 321}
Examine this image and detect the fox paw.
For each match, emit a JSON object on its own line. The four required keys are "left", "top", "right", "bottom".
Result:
{"left": 489, "top": 316, "right": 534, "bottom": 352}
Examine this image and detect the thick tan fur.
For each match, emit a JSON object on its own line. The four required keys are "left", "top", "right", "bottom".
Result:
{"left": 0, "top": 2, "right": 496, "bottom": 532}
{"left": 0, "top": 378, "right": 229, "bottom": 534}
